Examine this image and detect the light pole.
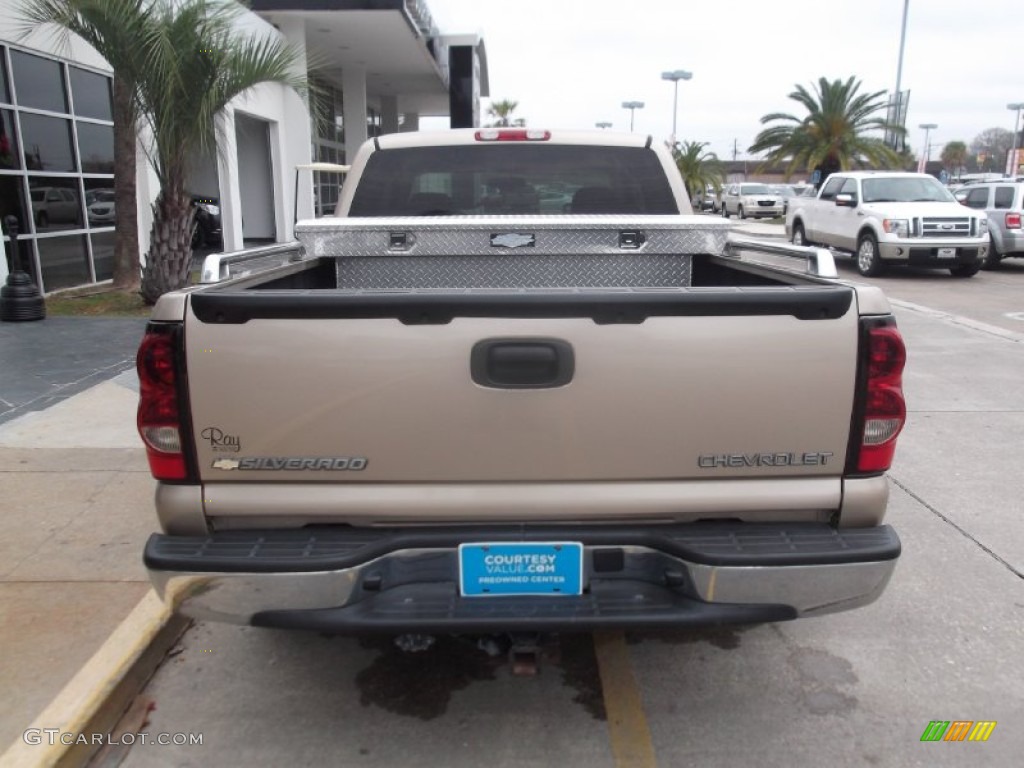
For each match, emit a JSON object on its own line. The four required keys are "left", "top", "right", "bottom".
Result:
{"left": 621, "top": 101, "right": 644, "bottom": 132}
{"left": 595, "top": 121, "right": 612, "bottom": 130}
{"left": 918, "top": 123, "right": 937, "bottom": 173}
{"left": 661, "top": 69, "right": 692, "bottom": 145}
{"left": 1008, "top": 102, "right": 1024, "bottom": 177}
{"left": 891, "top": 0, "right": 911, "bottom": 151}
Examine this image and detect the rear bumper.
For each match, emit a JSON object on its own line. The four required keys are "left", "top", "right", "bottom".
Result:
{"left": 145, "top": 522, "right": 900, "bottom": 633}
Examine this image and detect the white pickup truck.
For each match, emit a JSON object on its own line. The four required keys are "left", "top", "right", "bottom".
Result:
{"left": 138, "top": 129, "right": 905, "bottom": 635}
{"left": 786, "top": 171, "right": 988, "bottom": 277}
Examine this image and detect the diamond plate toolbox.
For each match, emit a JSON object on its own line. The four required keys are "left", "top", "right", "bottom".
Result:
{"left": 294, "top": 215, "right": 732, "bottom": 290}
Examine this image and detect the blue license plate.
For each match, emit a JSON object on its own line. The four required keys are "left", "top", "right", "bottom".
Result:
{"left": 459, "top": 542, "right": 583, "bottom": 597}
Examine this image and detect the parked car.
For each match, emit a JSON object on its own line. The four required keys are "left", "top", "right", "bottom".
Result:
{"left": 771, "top": 184, "right": 811, "bottom": 216}
{"left": 692, "top": 184, "right": 717, "bottom": 212}
{"left": 190, "top": 194, "right": 222, "bottom": 248}
{"left": 86, "top": 189, "right": 116, "bottom": 227}
{"left": 955, "top": 181, "right": 1024, "bottom": 269}
{"left": 720, "top": 183, "right": 784, "bottom": 219}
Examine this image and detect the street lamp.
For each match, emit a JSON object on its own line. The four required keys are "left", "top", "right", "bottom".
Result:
{"left": 918, "top": 123, "right": 937, "bottom": 172}
{"left": 621, "top": 101, "right": 644, "bottom": 132}
{"left": 661, "top": 69, "right": 692, "bottom": 144}
{"left": 1008, "top": 102, "right": 1024, "bottom": 177}
{"left": 595, "top": 121, "right": 612, "bottom": 130}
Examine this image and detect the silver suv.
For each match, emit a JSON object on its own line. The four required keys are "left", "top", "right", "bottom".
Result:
{"left": 956, "top": 181, "right": 1024, "bottom": 268}
{"left": 721, "top": 183, "right": 783, "bottom": 219}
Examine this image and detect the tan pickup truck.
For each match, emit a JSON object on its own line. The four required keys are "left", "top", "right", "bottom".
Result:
{"left": 138, "top": 129, "right": 905, "bottom": 633}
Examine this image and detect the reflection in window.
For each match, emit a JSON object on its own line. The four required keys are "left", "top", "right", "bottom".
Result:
{"left": 90, "top": 230, "right": 115, "bottom": 281}
{"left": 1, "top": 47, "right": 10, "bottom": 104}
{"left": 1, "top": 109, "right": 19, "bottom": 169}
{"left": 38, "top": 234, "right": 90, "bottom": 291}
{"left": 84, "top": 178, "right": 116, "bottom": 229}
{"left": 10, "top": 50, "right": 67, "bottom": 114}
{"left": 28, "top": 177, "right": 82, "bottom": 232}
{"left": 76, "top": 122, "right": 114, "bottom": 173}
{"left": 20, "top": 114, "right": 76, "bottom": 172}
{"left": 0, "top": 174, "right": 28, "bottom": 234}
{"left": 69, "top": 67, "right": 112, "bottom": 120}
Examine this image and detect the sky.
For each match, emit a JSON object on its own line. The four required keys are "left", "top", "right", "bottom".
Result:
{"left": 423, "top": 0, "right": 1024, "bottom": 165}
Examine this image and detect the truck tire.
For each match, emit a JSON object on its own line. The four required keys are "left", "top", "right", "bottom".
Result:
{"left": 981, "top": 236, "right": 1001, "bottom": 270}
{"left": 792, "top": 222, "right": 808, "bottom": 246}
{"left": 721, "top": 203, "right": 730, "bottom": 219}
{"left": 950, "top": 263, "right": 980, "bottom": 277}
{"left": 738, "top": 205, "right": 746, "bottom": 220}
{"left": 856, "top": 233, "right": 885, "bottom": 277}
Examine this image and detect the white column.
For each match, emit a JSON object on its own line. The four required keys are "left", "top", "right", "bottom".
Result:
{"left": 216, "top": 106, "right": 244, "bottom": 252}
{"left": 272, "top": 16, "right": 313, "bottom": 238}
{"left": 381, "top": 95, "right": 399, "bottom": 134}
{"left": 135, "top": 124, "right": 159, "bottom": 263}
{"left": 342, "top": 66, "right": 368, "bottom": 164}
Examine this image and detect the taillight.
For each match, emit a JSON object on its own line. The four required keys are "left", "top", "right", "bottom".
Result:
{"left": 137, "top": 327, "right": 187, "bottom": 480}
{"left": 1006, "top": 212, "right": 1021, "bottom": 229}
{"left": 474, "top": 129, "right": 551, "bottom": 142}
{"left": 854, "top": 319, "right": 907, "bottom": 473}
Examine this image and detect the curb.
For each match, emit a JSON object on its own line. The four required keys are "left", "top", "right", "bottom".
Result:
{"left": 0, "top": 590, "right": 189, "bottom": 768}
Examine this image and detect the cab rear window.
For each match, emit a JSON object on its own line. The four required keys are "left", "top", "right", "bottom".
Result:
{"left": 347, "top": 145, "right": 680, "bottom": 216}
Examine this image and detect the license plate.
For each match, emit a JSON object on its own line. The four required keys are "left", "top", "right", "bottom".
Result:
{"left": 937, "top": 247, "right": 956, "bottom": 258}
{"left": 459, "top": 542, "right": 583, "bottom": 597}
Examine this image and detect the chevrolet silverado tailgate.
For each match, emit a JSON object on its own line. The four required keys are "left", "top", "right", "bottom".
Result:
{"left": 183, "top": 217, "right": 859, "bottom": 491}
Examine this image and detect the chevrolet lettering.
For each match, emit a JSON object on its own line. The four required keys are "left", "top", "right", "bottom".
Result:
{"left": 698, "top": 452, "right": 835, "bottom": 469}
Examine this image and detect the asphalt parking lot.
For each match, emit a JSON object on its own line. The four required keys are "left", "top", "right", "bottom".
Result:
{"left": 114, "top": 254, "right": 1024, "bottom": 768}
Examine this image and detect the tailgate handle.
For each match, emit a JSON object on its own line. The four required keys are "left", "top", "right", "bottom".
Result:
{"left": 471, "top": 339, "right": 574, "bottom": 389}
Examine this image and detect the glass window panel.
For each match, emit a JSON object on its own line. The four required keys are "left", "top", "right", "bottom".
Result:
{"left": 69, "top": 67, "right": 112, "bottom": 120}
{"left": 28, "top": 176, "right": 82, "bottom": 232}
{"left": 1, "top": 109, "right": 19, "bottom": 169}
{"left": 0, "top": 175, "right": 29, "bottom": 231}
{"left": 38, "top": 234, "right": 89, "bottom": 291}
{"left": 20, "top": 113, "right": 75, "bottom": 171}
{"left": 1, "top": 47, "right": 10, "bottom": 104}
{"left": 993, "top": 187, "right": 1015, "bottom": 210}
{"left": 84, "top": 178, "right": 116, "bottom": 229}
{"left": 90, "top": 230, "right": 114, "bottom": 281}
{"left": 76, "top": 122, "right": 113, "bottom": 173}
{"left": 10, "top": 50, "right": 67, "bottom": 113}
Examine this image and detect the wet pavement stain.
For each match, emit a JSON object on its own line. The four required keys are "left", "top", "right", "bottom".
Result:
{"left": 353, "top": 634, "right": 608, "bottom": 722}
{"left": 354, "top": 635, "right": 498, "bottom": 720}
{"left": 558, "top": 633, "right": 606, "bottom": 721}
{"left": 787, "top": 647, "right": 860, "bottom": 716}
{"left": 625, "top": 624, "right": 755, "bottom": 650}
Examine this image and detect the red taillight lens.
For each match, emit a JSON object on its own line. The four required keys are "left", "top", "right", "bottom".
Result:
{"left": 474, "top": 129, "right": 551, "bottom": 142}
{"left": 857, "top": 322, "right": 906, "bottom": 473}
{"left": 1005, "top": 212, "right": 1021, "bottom": 229}
{"left": 137, "top": 330, "right": 187, "bottom": 480}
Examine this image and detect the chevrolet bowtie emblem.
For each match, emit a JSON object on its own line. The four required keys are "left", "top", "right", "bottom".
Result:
{"left": 212, "top": 458, "right": 240, "bottom": 470}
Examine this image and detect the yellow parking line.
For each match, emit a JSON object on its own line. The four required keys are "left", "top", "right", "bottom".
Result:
{"left": 593, "top": 630, "right": 657, "bottom": 768}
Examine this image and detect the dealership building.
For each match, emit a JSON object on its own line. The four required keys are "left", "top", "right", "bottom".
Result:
{"left": 0, "top": 0, "right": 488, "bottom": 292}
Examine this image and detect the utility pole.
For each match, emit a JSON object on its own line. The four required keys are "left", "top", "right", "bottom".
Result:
{"left": 732, "top": 139, "right": 738, "bottom": 162}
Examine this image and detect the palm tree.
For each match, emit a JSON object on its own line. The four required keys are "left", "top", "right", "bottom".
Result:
{"left": 673, "top": 141, "right": 723, "bottom": 201}
{"left": 487, "top": 99, "right": 519, "bottom": 127}
{"left": 940, "top": 141, "right": 968, "bottom": 180}
{"left": 748, "top": 76, "right": 903, "bottom": 181}
{"left": 20, "top": 0, "right": 306, "bottom": 303}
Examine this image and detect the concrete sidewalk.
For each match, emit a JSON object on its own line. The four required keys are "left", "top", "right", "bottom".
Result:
{"left": 0, "top": 318, "right": 179, "bottom": 763}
